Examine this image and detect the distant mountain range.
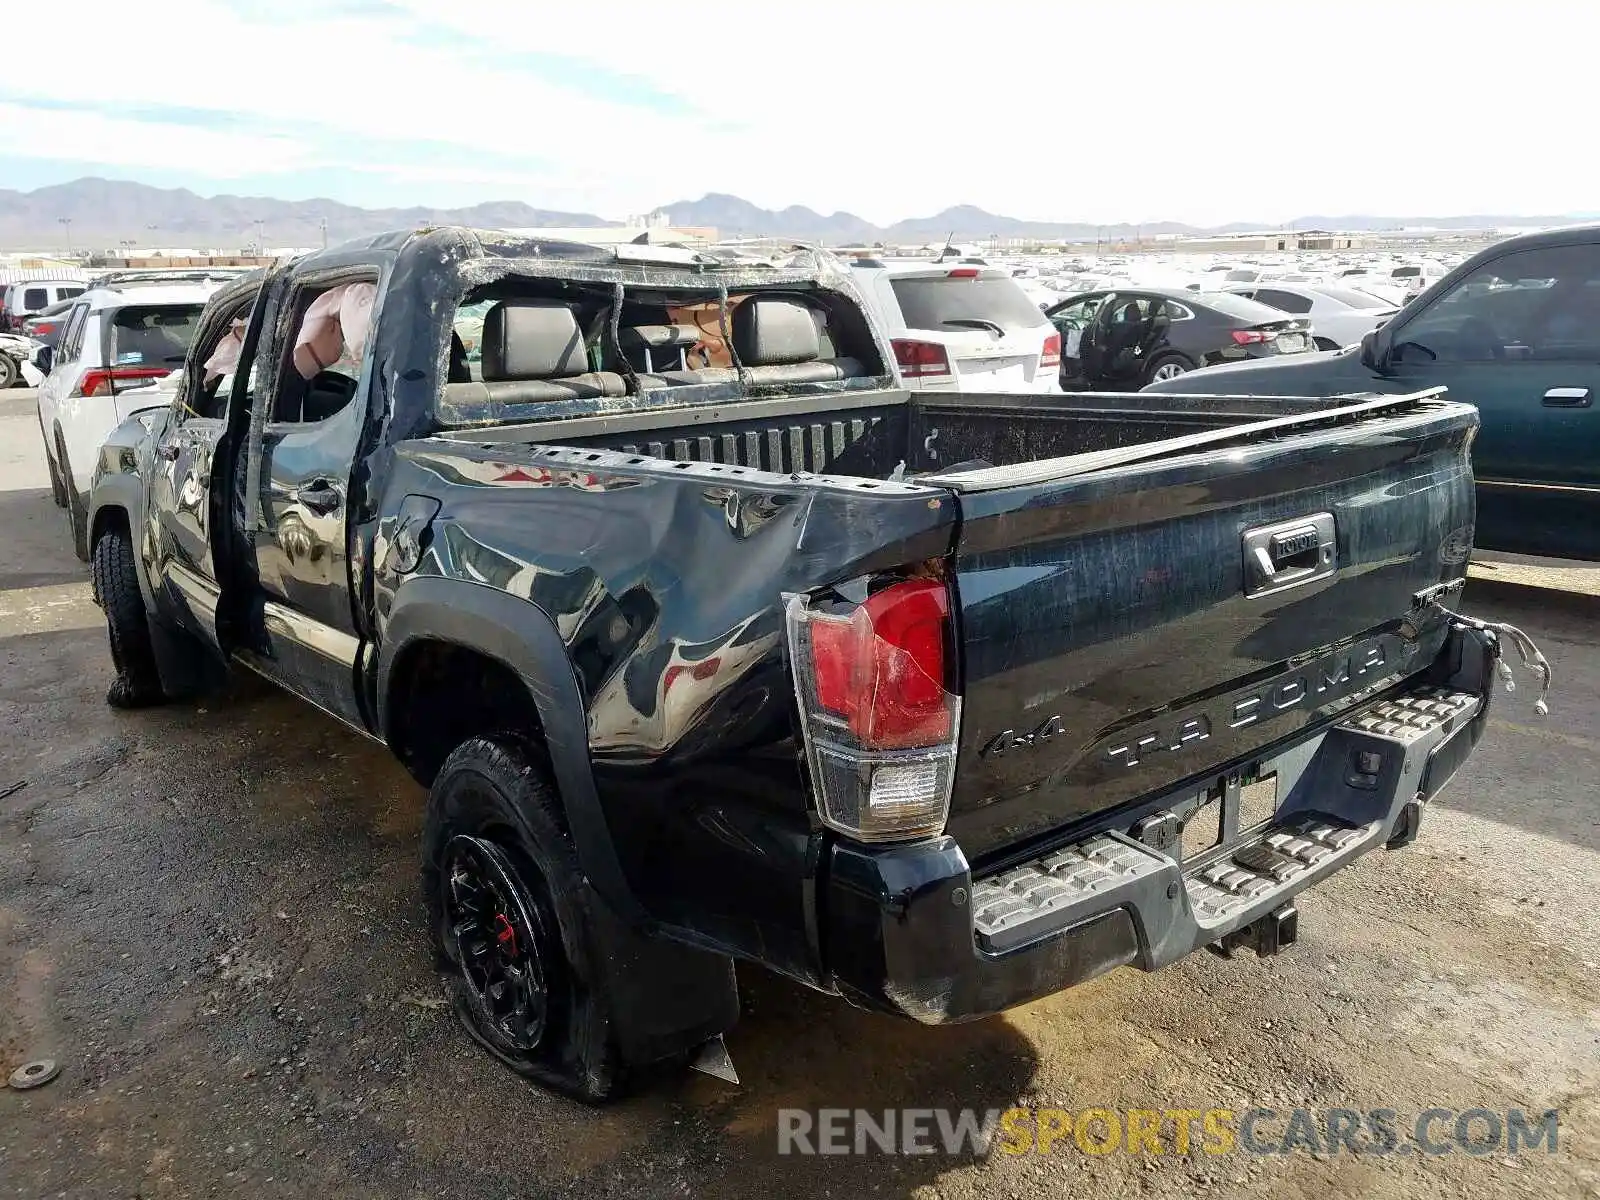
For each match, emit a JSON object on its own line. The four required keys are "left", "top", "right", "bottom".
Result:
{"left": 0, "top": 179, "right": 616, "bottom": 250}
{"left": 0, "top": 178, "right": 1592, "bottom": 250}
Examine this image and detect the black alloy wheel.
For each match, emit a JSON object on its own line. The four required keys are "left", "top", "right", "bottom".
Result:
{"left": 441, "top": 834, "right": 552, "bottom": 1054}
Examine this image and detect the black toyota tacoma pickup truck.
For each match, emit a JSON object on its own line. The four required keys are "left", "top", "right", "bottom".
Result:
{"left": 87, "top": 228, "right": 1512, "bottom": 1100}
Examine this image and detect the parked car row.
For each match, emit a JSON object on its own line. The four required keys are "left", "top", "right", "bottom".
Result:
{"left": 1, "top": 278, "right": 86, "bottom": 332}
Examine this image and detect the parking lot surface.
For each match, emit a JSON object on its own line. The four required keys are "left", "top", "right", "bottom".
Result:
{"left": 2, "top": 386, "right": 1596, "bottom": 1199}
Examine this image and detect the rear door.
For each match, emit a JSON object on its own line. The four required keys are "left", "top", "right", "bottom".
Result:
{"left": 935, "top": 395, "right": 1478, "bottom": 864}
{"left": 148, "top": 289, "right": 264, "bottom": 652}
{"left": 888, "top": 269, "right": 1058, "bottom": 392}
{"left": 1380, "top": 241, "right": 1600, "bottom": 559}
{"left": 1047, "top": 292, "right": 1106, "bottom": 387}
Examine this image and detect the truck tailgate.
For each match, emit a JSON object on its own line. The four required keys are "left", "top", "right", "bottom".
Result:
{"left": 933, "top": 393, "right": 1478, "bottom": 865}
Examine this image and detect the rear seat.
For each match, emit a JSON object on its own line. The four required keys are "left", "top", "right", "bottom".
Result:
{"left": 618, "top": 323, "right": 698, "bottom": 373}
{"left": 443, "top": 299, "right": 625, "bottom": 405}
{"left": 731, "top": 298, "right": 863, "bottom": 384}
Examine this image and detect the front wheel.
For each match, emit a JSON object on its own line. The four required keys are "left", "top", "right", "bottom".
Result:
{"left": 423, "top": 736, "right": 626, "bottom": 1103}
{"left": 1145, "top": 354, "right": 1192, "bottom": 385}
{"left": 0, "top": 354, "right": 18, "bottom": 389}
{"left": 92, "top": 525, "right": 168, "bottom": 709}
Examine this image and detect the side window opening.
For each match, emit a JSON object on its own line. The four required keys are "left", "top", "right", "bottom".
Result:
{"left": 272, "top": 279, "right": 377, "bottom": 423}
{"left": 1397, "top": 245, "right": 1600, "bottom": 363}
{"left": 187, "top": 300, "right": 258, "bottom": 420}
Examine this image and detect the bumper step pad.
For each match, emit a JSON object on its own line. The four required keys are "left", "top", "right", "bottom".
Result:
{"left": 1185, "top": 818, "right": 1366, "bottom": 922}
{"left": 971, "top": 835, "right": 1165, "bottom": 952}
{"left": 1337, "top": 687, "right": 1479, "bottom": 743}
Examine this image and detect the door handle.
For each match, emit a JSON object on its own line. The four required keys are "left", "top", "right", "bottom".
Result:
{"left": 1542, "top": 387, "right": 1592, "bottom": 408}
{"left": 290, "top": 477, "right": 343, "bottom": 515}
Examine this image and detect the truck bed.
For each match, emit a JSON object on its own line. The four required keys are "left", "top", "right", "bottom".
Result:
{"left": 435, "top": 386, "right": 1427, "bottom": 485}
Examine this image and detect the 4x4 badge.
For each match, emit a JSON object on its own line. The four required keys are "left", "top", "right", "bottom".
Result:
{"left": 980, "top": 715, "right": 1065, "bottom": 759}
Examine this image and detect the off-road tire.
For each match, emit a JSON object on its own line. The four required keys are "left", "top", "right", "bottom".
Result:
{"left": 92, "top": 526, "right": 167, "bottom": 709}
{"left": 423, "top": 735, "right": 625, "bottom": 1103}
{"left": 0, "top": 354, "right": 17, "bottom": 390}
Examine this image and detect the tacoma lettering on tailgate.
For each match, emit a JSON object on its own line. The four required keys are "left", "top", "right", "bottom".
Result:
{"left": 1102, "top": 635, "right": 1405, "bottom": 768}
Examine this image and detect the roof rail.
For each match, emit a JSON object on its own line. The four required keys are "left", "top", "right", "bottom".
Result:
{"left": 92, "top": 268, "right": 249, "bottom": 289}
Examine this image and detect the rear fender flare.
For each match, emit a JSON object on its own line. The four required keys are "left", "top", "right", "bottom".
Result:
{"left": 377, "top": 577, "right": 645, "bottom": 925}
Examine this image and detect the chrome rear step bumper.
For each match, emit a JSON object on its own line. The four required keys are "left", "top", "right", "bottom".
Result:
{"left": 823, "top": 624, "right": 1498, "bottom": 1026}
{"left": 971, "top": 686, "right": 1482, "bottom": 957}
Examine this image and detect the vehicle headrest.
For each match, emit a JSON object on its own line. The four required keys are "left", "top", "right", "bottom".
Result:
{"left": 732, "top": 298, "right": 820, "bottom": 366}
{"left": 481, "top": 300, "right": 587, "bottom": 381}
{"left": 618, "top": 324, "right": 699, "bottom": 351}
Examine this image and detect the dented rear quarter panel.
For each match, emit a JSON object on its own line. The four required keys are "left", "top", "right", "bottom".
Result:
{"left": 371, "top": 435, "right": 955, "bottom": 983}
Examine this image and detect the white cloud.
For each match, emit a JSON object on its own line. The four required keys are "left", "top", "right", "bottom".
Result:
{"left": 7, "top": 0, "right": 1600, "bottom": 223}
{"left": 0, "top": 104, "right": 313, "bottom": 175}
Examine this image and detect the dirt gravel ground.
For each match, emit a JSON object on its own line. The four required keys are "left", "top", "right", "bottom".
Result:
{"left": 1, "top": 387, "right": 1596, "bottom": 1199}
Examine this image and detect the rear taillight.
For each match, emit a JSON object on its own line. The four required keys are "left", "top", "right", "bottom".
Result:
{"left": 1039, "top": 332, "right": 1061, "bottom": 370}
{"left": 946, "top": 267, "right": 981, "bottom": 279}
{"left": 786, "top": 578, "right": 961, "bottom": 842}
{"left": 75, "top": 367, "right": 170, "bottom": 397}
{"left": 892, "top": 338, "right": 952, "bottom": 379}
{"left": 1231, "top": 329, "right": 1275, "bottom": 346}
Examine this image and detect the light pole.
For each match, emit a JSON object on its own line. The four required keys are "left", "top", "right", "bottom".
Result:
{"left": 58, "top": 216, "right": 73, "bottom": 255}
{"left": 319, "top": 217, "right": 328, "bottom": 249}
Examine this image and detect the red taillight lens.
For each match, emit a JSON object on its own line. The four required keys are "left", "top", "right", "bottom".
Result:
{"left": 809, "top": 579, "right": 951, "bottom": 750}
{"left": 891, "top": 338, "right": 952, "bottom": 379}
{"left": 786, "top": 577, "right": 963, "bottom": 841}
{"left": 946, "top": 267, "right": 981, "bottom": 279}
{"left": 1039, "top": 331, "right": 1061, "bottom": 369}
{"left": 1231, "top": 329, "right": 1274, "bottom": 346}
{"left": 77, "top": 367, "right": 170, "bottom": 397}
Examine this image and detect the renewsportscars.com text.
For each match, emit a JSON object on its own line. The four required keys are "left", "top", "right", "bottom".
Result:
{"left": 776, "top": 1107, "right": 1560, "bottom": 1158}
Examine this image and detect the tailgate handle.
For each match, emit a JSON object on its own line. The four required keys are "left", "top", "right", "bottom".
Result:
{"left": 1243, "top": 513, "right": 1336, "bottom": 598}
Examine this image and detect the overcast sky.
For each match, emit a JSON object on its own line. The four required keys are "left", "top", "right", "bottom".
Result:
{"left": 3, "top": 0, "right": 1593, "bottom": 224}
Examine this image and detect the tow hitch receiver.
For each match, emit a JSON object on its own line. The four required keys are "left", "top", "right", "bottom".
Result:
{"left": 1208, "top": 903, "right": 1299, "bottom": 960}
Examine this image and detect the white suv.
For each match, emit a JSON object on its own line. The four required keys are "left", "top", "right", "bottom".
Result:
{"left": 849, "top": 259, "right": 1062, "bottom": 393}
{"left": 37, "top": 273, "right": 235, "bottom": 557}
